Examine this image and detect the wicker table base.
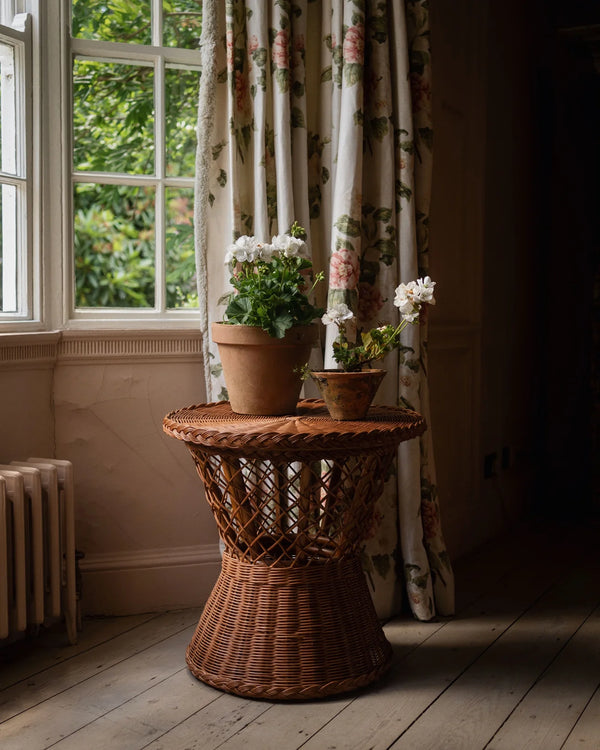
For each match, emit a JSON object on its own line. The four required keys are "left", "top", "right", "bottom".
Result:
{"left": 163, "top": 401, "right": 426, "bottom": 700}
{"left": 185, "top": 552, "right": 392, "bottom": 700}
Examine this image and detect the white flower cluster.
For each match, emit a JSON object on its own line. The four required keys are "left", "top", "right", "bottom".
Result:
{"left": 321, "top": 302, "right": 354, "bottom": 326}
{"left": 393, "top": 276, "right": 436, "bottom": 322}
{"left": 225, "top": 233, "right": 309, "bottom": 266}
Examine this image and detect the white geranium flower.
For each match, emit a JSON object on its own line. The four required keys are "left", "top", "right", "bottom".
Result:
{"left": 271, "top": 233, "right": 309, "bottom": 259}
{"left": 400, "top": 305, "right": 420, "bottom": 323}
{"left": 322, "top": 303, "right": 354, "bottom": 326}
{"left": 393, "top": 282, "right": 412, "bottom": 309}
{"left": 224, "top": 235, "right": 262, "bottom": 264}
{"left": 413, "top": 276, "right": 436, "bottom": 305}
{"left": 257, "top": 242, "right": 275, "bottom": 261}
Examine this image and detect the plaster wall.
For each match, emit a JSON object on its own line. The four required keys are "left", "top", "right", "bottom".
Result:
{"left": 0, "top": 332, "right": 221, "bottom": 616}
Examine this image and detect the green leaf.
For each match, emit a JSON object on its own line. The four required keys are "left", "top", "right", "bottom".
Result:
{"left": 253, "top": 47, "right": 267, "bottom": 67}
{"left": 371, "top": 553, "right": 391, "bottom": 579}
{"left": 291, "top": 106, "right": 305, "bottom": 128}
{"left": 320, "top": 65, "right": 332, "bottom": 83}
{"left": 344, "top": 62, "right": 363, "bottom": 87}
{"left": 375, "top": 238, "right": 396, "bottom": 265}
{"left": 373, "top": 207, "right": 392, "bottom": 222}
{"left": 334, "top": 214, "right": 362, "bottom": 237}
{"left": 370, "top": 116, "right": 389, "bottom": 141}
{"left": 274, "top": 67, "right": 289, "bottom": 93}
{"left": 418, "top": 126, "right": 433, "bottom": 150}
{"left": 292, "top": 80, "right": 305, "bottom": 99}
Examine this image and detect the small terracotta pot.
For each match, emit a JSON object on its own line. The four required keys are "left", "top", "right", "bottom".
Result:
{"left": 212, "top": 322, "right": 318, "bottom": 416}
{"left": 310, "top": 369, "right": 386, "bottom": 420}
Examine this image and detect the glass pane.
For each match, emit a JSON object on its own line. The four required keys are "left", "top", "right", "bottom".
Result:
{"left": 165, "top": 67, "right": 199, "bottom": 177}
{"left": 73, "top": 59, "right": 155, "bottom": 175}
{"left": 0, "top": 183, "right": 17, "bottom": 312}
{"left": 74, "top": 183, "right": 155, "bottom": 308}
{"left": 166, "top": 187, "right": 196, "bottom": 308}
{"left": 163, "top": 1, "right": 202, "bottom": 49}
{"left": 72, "top": 0, "right": 152, "bottom": 46}
{"left": 0, "top": 42, "right": 17, "bottom": 176}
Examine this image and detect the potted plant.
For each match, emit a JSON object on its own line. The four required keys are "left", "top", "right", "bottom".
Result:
{"left": 212, "top": 222, "right": 324, "bottom": 415}
{"left": 309, "top": 277, "right": 437, "bottom": 420}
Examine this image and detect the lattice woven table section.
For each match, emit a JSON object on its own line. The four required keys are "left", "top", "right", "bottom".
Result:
{"left": 163, "top": 400, "right": 426, "bottom": 568}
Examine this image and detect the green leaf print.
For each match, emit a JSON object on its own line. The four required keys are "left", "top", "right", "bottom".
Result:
{"left": 274, "top": 67, "right": 289, "bottom": 93}
{"left": 370, "top": 116, "right": 389, "bottom": 141}
{"left": 410, "top": 48, "right": 430, "bottom": 75}
{"left": 373, "top": 207, "right": 392, "bottom": 222}
{"left": 369, "top": 14, "right": 388, "bottom": 44}
{"left": 371, "top": 553, "right": 392, "bottom": 580}
{"left": 321, "top": 65, "right": 332, "bottom": 83}
{"left": 418, "top": 126, "right": 433, "bottom": 150}
{"left": 212, "top": 140, "right": 227, "bottom": 161}
{"left": 374, "top": 238, "right": 396, "bottom": 265}
{"left": 217, "top": 169, "right": 227, "bottom": 188}
{"left": 291, "top": 106, "right": 305, "bottom": 128}
{"left": 334, "top": 214, "right": 362, "bottom": 237}
{"left": 252, "top": 47, "right": 267, "bottom": 67}
{"left": 344, "top": 62, "right": 363, "bottom": 87}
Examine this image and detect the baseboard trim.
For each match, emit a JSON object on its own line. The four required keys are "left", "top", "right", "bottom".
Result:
{"left": 80, "top": 543, "right": 221, "bottom": 616}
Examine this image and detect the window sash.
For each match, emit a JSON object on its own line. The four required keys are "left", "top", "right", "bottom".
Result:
{"left": 69, "top": 31, "right": 200, "bottom": 318}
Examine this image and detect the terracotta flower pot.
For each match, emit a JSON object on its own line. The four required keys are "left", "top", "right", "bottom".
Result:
{"left": 212, "top": 322, "right": 318, "bottom": 416}
{"left": 310, "top": 369, "right": 386, "bottom": 420}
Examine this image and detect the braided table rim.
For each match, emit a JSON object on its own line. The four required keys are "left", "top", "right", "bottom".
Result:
{"left": 163, "top": 399, "right": 427, "bottom": 453}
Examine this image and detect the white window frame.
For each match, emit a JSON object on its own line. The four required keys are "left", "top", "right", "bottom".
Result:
{"left": 0, "top": 0, "right": 39, "bottom": 329}
{"left": 65, "top": 0, "right": 201, "bottom": 329}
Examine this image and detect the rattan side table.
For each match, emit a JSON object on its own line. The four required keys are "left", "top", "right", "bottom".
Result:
{"left": 163, "top": 399, "right": 426, "bottom": 700}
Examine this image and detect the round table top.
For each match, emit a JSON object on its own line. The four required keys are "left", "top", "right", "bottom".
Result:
{"left": 163, "top": 399, "right": 426, "bottom": 455}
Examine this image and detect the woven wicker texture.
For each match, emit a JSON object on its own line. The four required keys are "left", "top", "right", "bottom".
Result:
{"left": 164, "top": 400, "right": 426, "bottom": 699}
{"left": 186, "top": 553, "right": 392, "bottom": 700}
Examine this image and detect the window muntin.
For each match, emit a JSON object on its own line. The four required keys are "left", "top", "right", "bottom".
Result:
{"left": 70, "top": 0, "right": 201, "bottom": 316}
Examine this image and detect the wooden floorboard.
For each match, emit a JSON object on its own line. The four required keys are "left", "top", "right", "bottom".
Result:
{"left": 0, "top": 520, "right": 598, "bottom": 750}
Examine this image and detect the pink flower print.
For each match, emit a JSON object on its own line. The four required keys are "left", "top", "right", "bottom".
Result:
{"left": 343, "top": 25, "right": 364, "bottom": 65}
{"left": 226, "top": 28, "right": 234, "bottom": 72}
{"left": 410, "top": 72, "right": 432, "bottom": 114}
{"left": 357, "top": 282, "right": 384, "bottom": 323}
{"left": 248, "top": 34, "right": 259, "bottom": 54}
{"left": 421, "top": 500, "right": 439, "bottom": 540}
{"left": 330, "top": 248, "right": 360, "bottom": 290}
{"left": 235, "top": 70, "right": 250, "bottom": 114}
{"left": 272, "top": 29, "right": 289, "bottom": 69}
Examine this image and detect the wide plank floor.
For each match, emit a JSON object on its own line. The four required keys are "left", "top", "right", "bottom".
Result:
{"left": 1, "top": 519, "right": 599, "bottom": 750}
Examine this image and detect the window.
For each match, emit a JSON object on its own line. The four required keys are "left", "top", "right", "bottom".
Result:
{"left": 0, "top": 4, "right": 33, "bottom": 322}
{"left": 70, "top": 0, "right": 201, "bottom": 320}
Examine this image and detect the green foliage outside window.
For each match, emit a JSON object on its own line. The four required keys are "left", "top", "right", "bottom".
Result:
{"left": 71, "top": 1, "right": 201, "bottom": 309}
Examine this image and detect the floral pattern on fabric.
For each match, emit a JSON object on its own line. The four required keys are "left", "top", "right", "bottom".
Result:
{"left": 195, "top": 0, "right": 454, "bottom": 621}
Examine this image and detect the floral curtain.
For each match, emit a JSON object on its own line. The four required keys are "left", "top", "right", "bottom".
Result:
{"left": 194, "top": 0, "right": 454, "bottom": 621}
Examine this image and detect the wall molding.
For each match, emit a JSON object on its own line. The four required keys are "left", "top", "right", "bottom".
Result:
{"left": 0, "top": 330, "right": 203, "bottom": 367}
{"left": 80, "top": 543, "right": 221, "bottom": 616}
{"left": 80, "top": 543, "right": 221, "bottom": 573}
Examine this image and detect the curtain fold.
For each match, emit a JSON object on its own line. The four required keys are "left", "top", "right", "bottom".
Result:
{"left": 194, "top": 0, "right": 454, "bottom": 621}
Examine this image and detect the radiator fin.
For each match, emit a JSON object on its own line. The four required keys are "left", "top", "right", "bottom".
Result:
{"left": 0, "top": 459, "right": 78, "bottom": 645}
